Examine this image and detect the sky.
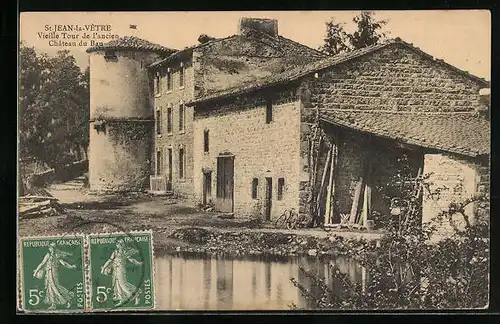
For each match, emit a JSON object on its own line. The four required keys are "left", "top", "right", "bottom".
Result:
{"left": 20, "top": 10, "right": 491, "bottom": 80}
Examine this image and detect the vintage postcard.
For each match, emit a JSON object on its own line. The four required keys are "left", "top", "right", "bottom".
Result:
{"left": 18, "top": 10, "right": 490, "bottom": 312}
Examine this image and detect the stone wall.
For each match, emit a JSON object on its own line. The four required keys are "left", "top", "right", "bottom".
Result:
{"left": 89, "top": 50, "right": 159, "bottom": 191}
{"left": 153, "top": 57, "right": 195, "bottom": 199}
{"left": 305, "top": 43, "right": 485, "bottom": 112}
{"left": 88, "top": 121, "right": 153, "bottom": 192}
{"left": 193, "top": 35, "right": 324, "bottom": 98}
{"left": 90, "top": 51, "right": 160, "bottom": 119}
{"left": 422, "top": 153, "right": 487, "bottom": 237}
{"left": 193, "top": 87, "right": 301, "bottom": 220}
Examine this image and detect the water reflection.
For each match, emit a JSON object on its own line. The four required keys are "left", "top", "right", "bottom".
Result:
{"left": 155, "top": 251, "right": 368, "bottom": 310}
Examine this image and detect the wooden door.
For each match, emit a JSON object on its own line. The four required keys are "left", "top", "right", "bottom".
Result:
{"left": 264, "top": 177, "right": 272, "bottom": 221}
{"left": 216, "top": 156, "right": 234, "bottom": 213}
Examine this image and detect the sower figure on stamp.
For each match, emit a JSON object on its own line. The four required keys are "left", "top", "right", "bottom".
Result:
{"left": 101, "top": 238, "right": 143, "bottom": 306}
{"left": 32, "top": 242, "right": 76, "bottom": 310}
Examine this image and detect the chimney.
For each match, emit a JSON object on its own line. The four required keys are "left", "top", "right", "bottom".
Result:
{"left": 238, "top": 17, "right": 278, "bottom": 38}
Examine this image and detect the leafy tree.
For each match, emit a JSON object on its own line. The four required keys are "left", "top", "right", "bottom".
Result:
{"left": 320, "top": 11, "right": 388, "bottom": 55}
{"left": 19, "top": 43, "right": 89, "bottom": 172}
{"left": 319, "top": 21, "right": 350, "bottom": 56}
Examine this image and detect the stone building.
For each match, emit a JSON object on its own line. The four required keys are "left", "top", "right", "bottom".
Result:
{"left": 147, "top": 17, "right": 326, "bottom": 200}
{"left": 187, "top": 38, "right": 490, "bottom": 231}
{"left": 87, "top": 19, "right": 490, "bottom": 232}
{"left": 86, "top": 37, "right": 176, "bottom": 192}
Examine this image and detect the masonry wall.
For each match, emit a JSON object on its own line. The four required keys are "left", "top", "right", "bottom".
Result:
{"left": 90, "top": 51, "right": 160, "bottom": 119}
{"left": 153, "top": 57, "right": 195, "bottom": 199}
{"left": 304, "top": 43, "right": 485, "bottom": 113}
{"left": 89, "top": 50, "right": 160, "bottom": 192}
{"left": 193, "top": 34, "right": 325, "bottom": 98}
{"left": 423, "top": 153, "right": 487, "bottom": 237}
{"left": 88, "top": 121, "right": 152, "bottom": 191}
{"left": 193, "top": 88, "right": 301, "bottom": 220}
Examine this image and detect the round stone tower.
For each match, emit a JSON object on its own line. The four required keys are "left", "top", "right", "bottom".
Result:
{"left": 86, "top": 36, "right": 175, "bottom": 192}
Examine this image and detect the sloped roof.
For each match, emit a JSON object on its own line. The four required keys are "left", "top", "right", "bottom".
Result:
{"left": 86, "top": 36, "right": 176, "bottom": 54}
{"left": 187, "top": 38, "right": 489, "bottom": 105}
{"left": 320, "top": 110, "right": 490, "bottom": 157}
{"left": 149, "top": 35, "right": 238, "bottom": 69}
{"left": 149, "top": 33, "right": 326, "bottom": 70}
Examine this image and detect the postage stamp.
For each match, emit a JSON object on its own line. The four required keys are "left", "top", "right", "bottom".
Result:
{"left": 19, "top": 234, "right": 86, "bottom": 312}
{"left": 88, "top": 231, "right": 155, "bottom": 311}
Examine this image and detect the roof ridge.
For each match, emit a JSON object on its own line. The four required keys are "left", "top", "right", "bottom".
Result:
{"left": 86, "top": 35, "right": 176, "bottom": 54}
{"left": 390, "top": 37, "right": 489, "bottom": 85}
{"left": 277, "top": 35, "right": 327, "bottom": 57}
{"left": 189, "top": 37, "right": 489, "bottom": 105}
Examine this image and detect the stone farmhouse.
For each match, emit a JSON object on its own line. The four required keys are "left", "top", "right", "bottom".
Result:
{"left": 86, "top": 18, "right": 490, "bottom": 233}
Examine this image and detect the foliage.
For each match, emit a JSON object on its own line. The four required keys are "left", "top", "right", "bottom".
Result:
{"left": 293, "top": 154, "right": 489, "bottom": 309}
{"left": 320, "top": 11, "right": 388, "bottom": 55}
{"left": 19, "top": 43, "right": 89, "bottom": 171}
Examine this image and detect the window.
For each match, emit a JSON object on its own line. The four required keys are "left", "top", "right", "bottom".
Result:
{"left": 179, "top": 147, "right": 185, "bottom": 179}
{"left": 155, "top": 73, "right": 160, "bottom": 95}
{"left": 156, "top": 110, "right": 162, "bottom": 135}
{"left": 179, "top": 103, "right": 185, "bottom": 132}
{"left": 149, "top": 74, "right": 155, "bottom": 96}
{"left": 203, "top": 130, "right": 209, "bottom": 152}
{"left": 167, "top": 106, "right": 172, "bottom": 134}
{"left": 277, "top": 178, "right": 285, "bottom": 200}
{"left": 156, "top": 149, "right": 163, "bottom": 175}
{"left": 266, "top": 98, "right": 273, "bottom": 124}
{"left": 167, "top": 70, "right": 172, "bottom": 91}
{"left": 252, "top": 178, "right": 259, "bottom": 199}
{"left": 179, "top": 65, "right": 185, "bottom": 88}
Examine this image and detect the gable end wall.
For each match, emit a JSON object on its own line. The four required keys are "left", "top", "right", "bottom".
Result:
{"left": 306, "top": 44, "right": 485, "bottom": 112}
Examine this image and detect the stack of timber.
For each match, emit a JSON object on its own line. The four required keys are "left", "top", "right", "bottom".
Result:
{"left": 18, "top": 188, "right": 64, "bottom": 218}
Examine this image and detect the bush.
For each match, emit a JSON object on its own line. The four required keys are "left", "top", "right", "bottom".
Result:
{"left": 292, "top": 160, "right": 490, "bottom": 309}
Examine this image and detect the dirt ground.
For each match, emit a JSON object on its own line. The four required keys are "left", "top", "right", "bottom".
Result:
{"left": 18, "top": 178, "right": 382, "bottom": 250}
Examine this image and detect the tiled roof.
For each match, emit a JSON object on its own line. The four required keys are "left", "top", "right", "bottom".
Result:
{"left": 149, "top": 33, "right": 326, "bottom": 70}
{"left": 86, "top": 36, "right": 176, "bottom": 54}
{"left": 149, "top": 32, "right": 326, "bottom": 97}
{"left": 320, "top": 110, "right": 490, "bottom": 157}
{"left": 187, "top": 38, "right": 489, "bottom": 105}
{"left": 149, "top": 35, "right": 238, "bottom": 69}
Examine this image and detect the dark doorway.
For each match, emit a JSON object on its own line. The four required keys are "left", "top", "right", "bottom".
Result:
{"left": 216, "top": 156, "right": 234, "bottom": 213}
{"left": 203, "top": 171, "right": 212, "bottom": 205}
{"left": 167, "top": 148, "right": 173, "bottom": 191}
{"left": 264, "top": 177, "right": 273, "bottom": 221}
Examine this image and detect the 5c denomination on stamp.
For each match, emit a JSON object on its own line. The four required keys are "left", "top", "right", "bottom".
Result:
{"left": 88, "top": 231, "right": 155, "bottom": 311}
{"left": 19, "top": 235, "right": 86, "bottom": 312}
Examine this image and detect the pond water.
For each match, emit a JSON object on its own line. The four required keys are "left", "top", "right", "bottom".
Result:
{"left": 154, "top": 251, "right": 368, "bottom": 310}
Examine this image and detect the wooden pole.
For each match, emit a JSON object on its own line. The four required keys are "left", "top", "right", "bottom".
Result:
{"left": 318, "top": 145, "right": 333, "bottom": 224}
{"left": 361, "top": 159, "right": 372, "bottom": 228}
{"left": 349, "top": 176, "right": 364, "bottom": 224}
{"left": 330, "top": 143, "right": 338, "bottom": 223}
{"left": 324, "top": 145, "right": 336, "bottom": 226}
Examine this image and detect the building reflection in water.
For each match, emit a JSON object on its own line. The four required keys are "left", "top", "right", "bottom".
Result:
{"left": 155, "top": 252, "right": 368, "bottom": 310}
